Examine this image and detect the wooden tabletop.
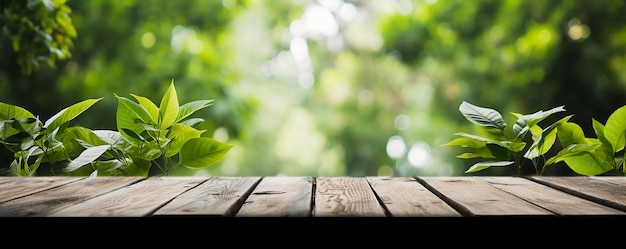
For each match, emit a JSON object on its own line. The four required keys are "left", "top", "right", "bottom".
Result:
{"left": 1, "top": 176, "right": 625, "bottom": 217}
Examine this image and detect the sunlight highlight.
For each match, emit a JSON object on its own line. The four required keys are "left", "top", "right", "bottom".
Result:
{"left": 386, "top": 135, "right": 407, "bottom": 160}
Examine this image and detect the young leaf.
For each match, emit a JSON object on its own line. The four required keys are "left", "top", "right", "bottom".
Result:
{"left": 175, "top": 100, "right": 214, "bottom": 123}
{"left": 92, "top": 130, "right": 125, "bottom": 146}
{"left": 65, "top": 126, "right": 108, "bottom": 147}
{"left": 442, "top": 137, "right": 486, "bottom": 148}
{"left": 524, "top": 128, "right": 557, "bottom": 159}
{"left": 512, "top": 105, "right": 566, "bottom": 138}
{"left": 131, "top": 94, "right": 159, "bottom": 124}
{"left": 591, "top": 118, "right": 614, "bottom": 155}
{"left": 453, "top": 132, "right": 499, "bottom": 143}
{"left": 465, "top": 161, "right": 514, "bottom": 173}
{"left": 44, "top": 98, "right": 103, "bottom": 132}
{"left": 179, "top": 137, "right": 233, "bottom": 168}
{"left": 557, "top": 122, "right": 587, "bottom": 148}
{"left": 180, "top": 118, "right": 205, "bottom": 128}
{"left": 115, "top": 95, "right": 154, "bottom": 144}
{"left": 562, "top": 152, "right": 614, "bottom": 176}
{"left": 604, "top": 105, "right": 626, "bottom": 153}
{"left": 60, "top": 145, "right": 110, "bottom": 173}
{"left": 159, "top": 80, "right": 180, "bottom": 129}
{"left": 545, "top": 143, "right": 601, "bottom": 165}
{"left": 524, "top": 115, "right": 572, "bottom": 159}
{"left": 457, "top": 150, "right": 495, "bottom": 159}
{"left": 459, "top": 101, "right": 507, "bottom": 131}
{"left": 165, "top": 123, "right": 205, "bottom": 157}
{"left": 0, "top": 102, "right": 35, "bottom": 120}
{"left": 495, "top": 140, "right": 526, "bottom": 153}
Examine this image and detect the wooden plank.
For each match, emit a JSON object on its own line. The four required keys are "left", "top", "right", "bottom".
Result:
{"left": 0, "top": 177, "right": 83, "bottom": 203}
{"left": 314, "top": 177, "right": 386, "bottom": 217}
{"left": 419, "top": 177, "right": 554, "bottom": 216}
{"left": 236, "top": 176, "right": 313, "bottom": 217}
{"left": 478, "top": 177, "right": 625, "bottom": 216}
{"left": 366, "top": 176, "right": 461, "bottom": 217}
{"left": 0, "top": 177, "right": 19, "bottom": 184}
{"left": 154, "top": 176, "right": 261, "bottom": 216}
{"left": 528, "top": 176, "right": 626, "bottom": 212}
{"left": 591, "top": 176, "right": 626, "bottom": 187}
{"left": 0, "top": 177, "right": 143, "bottom": 217}
{"left": 48, "top": 177, "right": 207, "bottom": 217}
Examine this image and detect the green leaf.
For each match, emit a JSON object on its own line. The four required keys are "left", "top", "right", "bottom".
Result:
{"left": 524, "top": 128, "right": 557, "bottom": 159}
{"left": 604, "top": 105, "right": 626, "bottom": 153}
{"left": 545, "top": 143, "right": 601, "bottom": 165}
{"left": 524, "top": 115, "right": 572, "bottom": 159}
{"left": 61, "top": 145, "right": 110, "bottom": 173}
{"left": 0, "top": 102, "right": 35, "bottom": 121}
{"left": 165, "top": 123, "right": 205, "bottom": 157}
{"left": 179, "top": 137, "right": 232, "bottom": 168}
{"left": 486, "top": 143, "right": 511, "bottom": 159}
{"left": 159, "top": 80, "right": 180, "bottom": 129}
{"left": 443, "top": 137, "right": 486, "bottom": 148}
{"left": 65, "top": 126, "right": 108, "bottom": 147}
{"left": 118, "top": 156, "right": 152, "bottom": 176}
{"left": 453, "top": 132, "right": 498, "bottom": 143}
{"left": 465, "top": 161, "right": 514, "bottom": 173}
{"left": 92, "top": 130, "right": 125, "bottom": 146}
{"left": 176, "top": 100, "right": 214, "bottom": 123}
{"left": 512, "top": 105, "right": 566, "bottom": 138}
{"left": 44, "top": 98, "right": 103, "bottom": 132}
{"left": 115, "top": 95, "right": 154, "bottom": 144}
{"left": 496, "top": 140, "right": 526, "bottom": 153}
{"left": 131, "top": 94, "right": 159, "bottom": 124}
{"left": 137, "top": 142, "right": 163, "bottom": 161}
{"left": 457, "top": 151, "right": 494, "bottom": 159}
{"left": 459, "top": 101, "right": 507, "bottom": 131}
{"left": 456, "top": 146, "right": 496, "bottom": 159}
{"left": 592, "top": 118, "right": 614, "bottom": 156}
{"left": 557, "top": 122, "right": 587, "bottom": 148}
{"left": 180, "top": 118, "right": 205, "bottom": 128}
{"left": 563, "top": 153, "right": 614, "bottom": 176}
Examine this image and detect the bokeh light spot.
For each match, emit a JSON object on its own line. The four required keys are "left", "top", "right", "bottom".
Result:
{"left": 141, "top": 32, "right": 155, "bottom": 49}
{"left": 386, "top": 135, "right": 406, "bottom": 159}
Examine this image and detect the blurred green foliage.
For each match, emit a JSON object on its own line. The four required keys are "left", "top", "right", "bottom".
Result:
{"left": 2, "top": 0, "right": 626, "bottom": 176}
{"left": 1, "top": 0, "right": 76, "bottom": 74}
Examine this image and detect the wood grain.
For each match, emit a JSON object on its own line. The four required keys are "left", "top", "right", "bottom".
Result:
{"left": 0, "top": 176, "right": 624, "bottom": 217}
{"left": 236, "top": 176, "right": 313, "bottom": 217}
{"left": 367, "top": 176, "right": 461, "bottom": 217}
{"left": 47, "top": 177, "right": 207, "bottom": 217}
{"left": 155, "top": 176, "right": 261, "bottom": 216}
{"left": 0, "top": 176, "right": 83, "bottom": 203}
{"left": 314, "top": 177, "right": 386, "bottom": 217}
{"left": 0, "top": 177, "right": 142, "bottom": 216}
{"left": 420, "top": 177, "right": 554, "bottom": 216}
{"left": 527, "top": 176, "right": 626, "bottom": 212}
{"left": 479, "top": 176, "right": 625, "bottom": 216}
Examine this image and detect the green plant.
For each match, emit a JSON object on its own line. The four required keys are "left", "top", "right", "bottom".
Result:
{"left": 1, "top": 0, "right": 77, "bottom": 74}
{"left": 546, "top": 105, "right": 626, "bottom": 176}
{"left": 112, "top": 79, "right": 232, "bottom": 176}
{"left": 0, "top": 79, "right": 232, "bottom": 176}
{"left": 0, "top": 98, "right": 102, "bottom": 176}
{"left": 444, "top": 101, "right": 571, "bottom": 176}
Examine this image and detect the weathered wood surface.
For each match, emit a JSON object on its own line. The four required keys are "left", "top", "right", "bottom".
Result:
{"left": 0, "top": 176, "right": 625, "bottom": 217}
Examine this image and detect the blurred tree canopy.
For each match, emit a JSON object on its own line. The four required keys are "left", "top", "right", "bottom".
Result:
{"left": 1, "top": 0, "right": 76, "bottom": 75}
{"left": 2, "top": 0, "right": 626, "bottom": 176}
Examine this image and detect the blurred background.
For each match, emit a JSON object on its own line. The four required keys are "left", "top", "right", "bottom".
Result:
{"left": 2, "top": 0, "right": 626, "bottom": 176}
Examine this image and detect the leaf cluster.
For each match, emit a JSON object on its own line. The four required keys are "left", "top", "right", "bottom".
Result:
{"left": 0, "top": 79, "right": 231, "bottom": 176}
{"left": 445, "top": 101, "right": 626, "bottom": 176}
{"left": 445, "top": 101, "right": 569, "bottom": 176}
{"left": 1, "top": 0, "right": 77, "bottom": 74}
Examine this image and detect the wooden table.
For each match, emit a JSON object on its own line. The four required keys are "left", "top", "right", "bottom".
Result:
{"left": 1, "top": 176, "right": 625, "bottom": 217}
